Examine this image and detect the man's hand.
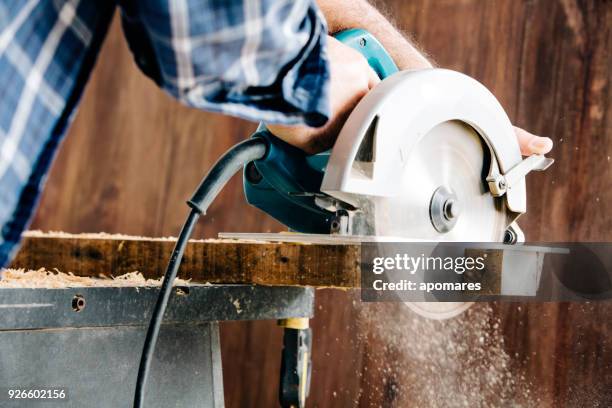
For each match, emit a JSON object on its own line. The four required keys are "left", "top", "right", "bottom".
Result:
{"left": 514, "top": 126, "right": 553, "bottom": 156}
{"left": 267, "top": 36, "right": 380, "bottom": 154}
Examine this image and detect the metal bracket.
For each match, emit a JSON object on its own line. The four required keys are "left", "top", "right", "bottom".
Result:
{"left": 487, "top": 154, "right": 554, "bottom": 197}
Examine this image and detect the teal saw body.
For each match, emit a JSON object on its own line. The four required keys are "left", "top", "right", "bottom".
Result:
{"left": 243, "top": 29, "right": 398, "bottom": 233}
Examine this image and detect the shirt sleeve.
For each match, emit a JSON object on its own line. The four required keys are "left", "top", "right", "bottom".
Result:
{"left": 118, "top": 0, "right": 330, "bottom": 127}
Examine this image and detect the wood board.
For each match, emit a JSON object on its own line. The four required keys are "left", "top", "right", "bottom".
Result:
{"left": 9, "top": 232, "right": 361, "bottom": 288}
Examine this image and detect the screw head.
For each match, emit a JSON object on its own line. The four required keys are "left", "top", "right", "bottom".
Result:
{"left": 72, "top": 294, "right": 86, "bottom": 312}
{"left": 504, "top": 229, "right": 517, "bottom": 244}
{"left": 359, "top": 38, "right": 367, "bottom": 47}
{"left": 443, "top": 199, "right": 461, "bottom": 220}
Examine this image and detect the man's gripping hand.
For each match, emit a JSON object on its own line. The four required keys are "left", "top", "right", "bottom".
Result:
{"left": 514, "top": 126, "right": 553, "bottom": 156}
{"left": 266, "top": 36, "right": 380, "bottom": 154}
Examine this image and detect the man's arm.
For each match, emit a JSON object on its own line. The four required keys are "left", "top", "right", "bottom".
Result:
{"left": 318, "top": 0, "right": 432, "bottom": 70}
{"left": 317, "top": 0, "right": 553, "bottom": 156}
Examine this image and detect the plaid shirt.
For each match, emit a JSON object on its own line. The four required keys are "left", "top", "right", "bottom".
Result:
{"left": 0, "top": 0, "right": 330, "bottom": 267}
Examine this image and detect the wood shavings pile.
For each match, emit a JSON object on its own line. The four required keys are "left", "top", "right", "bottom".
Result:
{"left": 0, "top": 268, "right": 191, "bottom": 288}
{"left": 23, "top": 230, "right": 271, "bottom": 244}
{"left": 24, "top": 230, "right": 179, "bottom": 242}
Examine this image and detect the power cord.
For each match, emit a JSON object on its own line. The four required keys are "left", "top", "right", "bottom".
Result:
{"left": 133, "top": 138, "right": 268, "bottom": 407}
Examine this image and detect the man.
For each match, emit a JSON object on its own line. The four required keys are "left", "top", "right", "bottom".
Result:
{"left": 0, "top": 0, "right": 552, "bottom": 268}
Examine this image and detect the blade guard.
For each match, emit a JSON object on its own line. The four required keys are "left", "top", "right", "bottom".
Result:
{"left": 243, "top": 29, "right": 398, "bottom": 233}
{"left": 321, "top": 69, "right": 528, "bottom": 215}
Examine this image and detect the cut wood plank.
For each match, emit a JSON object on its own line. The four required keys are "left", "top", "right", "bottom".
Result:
{"left": 9, "top": 232, "right": 361, "bottom": 288}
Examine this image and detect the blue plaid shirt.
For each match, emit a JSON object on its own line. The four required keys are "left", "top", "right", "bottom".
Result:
{"left": 0, "top": 0, "right": 330, "bottom": 267}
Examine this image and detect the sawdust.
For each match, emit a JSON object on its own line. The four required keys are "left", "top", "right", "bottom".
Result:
{"left": 355, "top": 302, "right": 537, "bottom": 407}
{"left": 23, "top": 230, "right": 273, "bottom": 244}
{"left": 24, "top": 230, "right": 178, "bottom": 241}
{"left": 0, "top": 268, "right": 191, "bottom": 288}
{"left": 232, "top": 298, "right": 243, "bottom": 314}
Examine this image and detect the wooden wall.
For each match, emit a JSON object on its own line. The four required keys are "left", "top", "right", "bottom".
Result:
{"left": 30, "top": 0, "right": 610, "bottom": 406}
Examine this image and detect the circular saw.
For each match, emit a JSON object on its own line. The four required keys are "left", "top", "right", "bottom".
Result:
{"left": 238, "top": 29, "right": 553, "bottom": 319}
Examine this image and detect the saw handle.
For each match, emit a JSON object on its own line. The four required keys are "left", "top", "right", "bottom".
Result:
{"left": 333, "top": 29, "right": 399, "bottom": 79}
{"left": 244, "top": 30, "right": 397, "bottom": 233}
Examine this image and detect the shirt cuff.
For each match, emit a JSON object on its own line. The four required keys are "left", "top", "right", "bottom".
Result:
{"left": 277, "top": 6, "right": 330, "bottom": 127}
{"left": 181, "top": 3, "right": 331, "bottom": 127}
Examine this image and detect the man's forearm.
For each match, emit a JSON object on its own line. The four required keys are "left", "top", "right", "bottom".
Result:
{"left": 317, "top": 0, "right": 433, "bottom": 70}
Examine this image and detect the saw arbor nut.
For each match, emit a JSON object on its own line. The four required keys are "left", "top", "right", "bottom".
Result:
{"left": 430, "top": 186, "right": 461, "bottom": 233}
{"left": 443, "top": 198, "right": 461, "bottom": 220}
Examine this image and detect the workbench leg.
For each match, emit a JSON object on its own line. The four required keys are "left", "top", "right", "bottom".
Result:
{"left": 0, "top": 322, "right": 224, "bottom": 407}
{"left": 278, "top": 318, "right": 312, "bottom": 408}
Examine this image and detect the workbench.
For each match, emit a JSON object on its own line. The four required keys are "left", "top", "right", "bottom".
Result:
{"left": 2, "top": 231, "right": 324, "bottom": 407}
{"left": 0, "top": 284, "right": 313, "bottom": 407}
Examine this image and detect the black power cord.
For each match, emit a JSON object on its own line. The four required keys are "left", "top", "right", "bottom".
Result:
{"left": 133, "top": 138, "right": 268, "bottom": 408}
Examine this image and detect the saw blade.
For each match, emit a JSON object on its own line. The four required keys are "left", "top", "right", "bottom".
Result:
{"left": 360, "top": 120, "right": 508, "bottom": 319}
{"left": 364, "top": 120, "right": 509, "bottom": 242}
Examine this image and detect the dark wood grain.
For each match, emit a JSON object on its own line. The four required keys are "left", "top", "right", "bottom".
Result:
{"left": 11, "top": 233, "right": 361, "bottom": 288}
{"left": 28, "top": 0, "right": 611, "bottom": 407}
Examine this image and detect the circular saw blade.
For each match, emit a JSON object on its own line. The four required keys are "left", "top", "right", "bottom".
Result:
{"left": 365, "top": 120, "right": 509, "bottom": 319}
{"left": 370, "top": 120, "right": 508, "bottom": 241}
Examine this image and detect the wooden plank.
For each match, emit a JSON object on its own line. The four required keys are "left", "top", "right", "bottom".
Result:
{"left": 9, "top": 233, "right": 361, "bottom": 288}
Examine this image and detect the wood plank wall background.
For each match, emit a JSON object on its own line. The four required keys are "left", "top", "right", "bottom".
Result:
{"left": 29, "top": 0, "right": 610, "bottom": 406}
